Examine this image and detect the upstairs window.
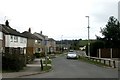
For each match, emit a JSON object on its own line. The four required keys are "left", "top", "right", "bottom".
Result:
{"left": 10, "top": 35, "right": 13, "bottom": 42}
{"left": 14, "top": 36, "right": 18, "bottom": 42}
{"left": 20, "top": 37, "right": 23, "bottom": 43}
{"left": 0, "top": 32, "right": 3, "bottom": 40}
{"left": 35, "top": 40, "right": 37, "bottom": 43}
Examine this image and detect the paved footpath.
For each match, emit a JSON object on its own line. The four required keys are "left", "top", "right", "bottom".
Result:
{"left": 2, "top": 58, "right": 50, "bottom": 78}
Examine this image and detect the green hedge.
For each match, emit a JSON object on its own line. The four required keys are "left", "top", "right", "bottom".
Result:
{"left": 2, "top": 53, "right": 26, "bottom": 72}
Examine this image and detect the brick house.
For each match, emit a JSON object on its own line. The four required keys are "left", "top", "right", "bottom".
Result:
{"left": 22, "top": 28, "right": 42, "bottom": 62}
{"left": 34, "top": 32, "right": 46, "bottom": 53}
{"left": 34, "top": 32, "right": 56, "bottom": 54}
{"left": 48, "top": 38, "right": 56, "bottom": 53}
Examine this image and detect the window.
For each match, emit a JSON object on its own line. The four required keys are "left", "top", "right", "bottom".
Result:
{"left": 24, "top": 39, "right": 27, "bottom": 43}
{"left": 0, "top": 32, "right": 3, "bottom": 40}
{"left": 10, "top": 35, "right": 13, "bottom": 42}
{"left": 35, "top": 40, "right": 37, "bottom": 43}
{"left": 14, "top": 36, "right": 18, "bottom": 42}
{"left": 20, "top": 37, "right": 23, "bottom": 43}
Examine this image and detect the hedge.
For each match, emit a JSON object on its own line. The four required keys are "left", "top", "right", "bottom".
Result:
{"left": 2, "top": 53, "right": 26, "bottom": 72}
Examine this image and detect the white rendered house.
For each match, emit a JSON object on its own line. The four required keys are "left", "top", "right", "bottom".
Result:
{"left": 1, "top": 20, "right": 27, "bottom": 54}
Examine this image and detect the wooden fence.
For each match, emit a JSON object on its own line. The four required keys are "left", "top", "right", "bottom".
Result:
{"left": 97, "top": 48, "right": 120, "bottom": 58}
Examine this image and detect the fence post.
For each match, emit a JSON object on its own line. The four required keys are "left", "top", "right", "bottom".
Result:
{"left": 110, "top": 48, "right": 112, "bottom": 59}
{"left": 108, "top": 60, "right": 111, "bottom": 67}
{"left": 104, "top": 60, "right": 106, "bottom": 65}
{"left": 99, "top": 49, "right": 101, "bottom": 58}
{"left": 99, "top": 59, "right": 101, "bottom": 63}
{"left": 40, "top": 59, "right": 43, "bottom": 70}
{"left": 113, "top": 60, "right": 116, "bottom": 68}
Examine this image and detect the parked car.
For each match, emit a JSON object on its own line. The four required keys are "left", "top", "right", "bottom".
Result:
{"left": 66, "top": 50, "right": 78, "bottom": 59}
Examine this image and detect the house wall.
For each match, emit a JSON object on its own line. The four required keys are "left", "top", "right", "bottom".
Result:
{"left": 27, "top": 39, "right": 35, "bottom": 47}
{"left": 0, "top": 40, "right": 2, "bottom": 53}
{"left": 27, "top": 39, "right": 39, "bottom": 55}
{"left": 34, "top": 33, "right": 45, "bottom": 52}
{"left": 5, "top": 35, "right": 27, "bottom": 48}
{"left": 0, "top": 32, "right": 3, "bottom": 53}
{"left": 48, "top": 40, "right": 56, "bottom": 52}
{"left": 34, "top": 40, "right": 42, "bottom": 53}
{"left": 4, "top": 35, "right": 27, "bottom": 54}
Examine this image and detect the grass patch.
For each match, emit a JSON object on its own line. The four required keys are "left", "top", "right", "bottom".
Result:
{"left": 78, "top": 56, "right": 109, "bottom": 67}
{"left": 43, "top": 59, "right": 51, "bottom": 64}
{"left": 42, "top": 66, "right": 52, "bottom": 71}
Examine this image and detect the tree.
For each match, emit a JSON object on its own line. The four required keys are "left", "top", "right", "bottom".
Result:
{"left": 100, "top": 16, "right": 120, "bottom": 48}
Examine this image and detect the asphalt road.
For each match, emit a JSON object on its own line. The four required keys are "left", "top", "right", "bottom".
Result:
{"left": 20, "top": 52, "right": 118, "bottom": 78}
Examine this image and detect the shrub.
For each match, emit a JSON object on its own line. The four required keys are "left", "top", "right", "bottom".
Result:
{"left": 2, "top": 53, "right": 26, "bottom": 72}
{"left": 35, "top": 53, "right": 41, "bottom": 58}
{"left": 35, "top": 52, "right": 45, "bottom": 58}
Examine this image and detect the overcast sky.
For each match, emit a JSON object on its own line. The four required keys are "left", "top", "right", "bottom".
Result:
{"left": 0, "top": 0, "right": 119, "bottom": 40}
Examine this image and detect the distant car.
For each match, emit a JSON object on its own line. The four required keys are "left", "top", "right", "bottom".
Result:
{"left": 66, "top": 51, "right": 78, "bottom": 59}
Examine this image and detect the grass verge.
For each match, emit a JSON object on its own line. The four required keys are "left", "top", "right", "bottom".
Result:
{"left": 42, "top": 66, "right": 52, "bottom": 71}
{"left": 78, "top": 56, "right": 109, "bottom": 67}
{"left": 43, "top": 59, "right": 51, "bottom": 64}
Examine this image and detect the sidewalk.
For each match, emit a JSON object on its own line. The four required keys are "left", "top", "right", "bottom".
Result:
{"left": 2, "top": 58, "right": 51, "bottom": 78}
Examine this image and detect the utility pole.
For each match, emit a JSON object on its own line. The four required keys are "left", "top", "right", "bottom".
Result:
{"left": 85, "top": 16, "right": 90, "bottom": 57}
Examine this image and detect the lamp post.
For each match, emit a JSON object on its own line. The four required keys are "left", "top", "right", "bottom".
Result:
{"left": 85, "top": 16, "right": 90, "bottom": 57}
{"left": 110, "top": 38, "right": 113, "bottom": 59}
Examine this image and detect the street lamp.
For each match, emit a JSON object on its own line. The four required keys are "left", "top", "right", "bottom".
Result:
{"left": 110, "top": 38, "right": 113, "bottom": 59}
{"left": 85, "top": 16, "right": 90, "bottom": 57}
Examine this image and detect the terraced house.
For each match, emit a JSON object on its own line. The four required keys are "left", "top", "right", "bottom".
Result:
{"left": 22, "top": 28, "right": 42, "bottom": 63}
{"left": 48, "top": 38, "right": 56, "bottom": 53}
{"left": 34, "top": 32, "right": 56, "bottom": 54}
{"left": 1, "top": 20, "right": 27, "bottom": 55}
{"left": 34, "top": 31, "right": 46, "bottom": 53}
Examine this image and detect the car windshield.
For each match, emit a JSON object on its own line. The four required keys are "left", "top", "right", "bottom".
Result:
{"left": 68, "top": 52, "right": 75, "bottom": 54}
{"left": 69, "top": 50, "right": 74, "bottom": 52}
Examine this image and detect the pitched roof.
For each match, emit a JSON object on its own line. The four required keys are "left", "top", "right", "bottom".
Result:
{"left": 22, "top": 31, "right": 41, "bottom": 40}
{"left": 48, "top": 38, "right": 55, "bottom": 41}
{"left": 0, "top": 24, "right": 26, "bottom": 38}
{"left": 34, "top": 32, "right": 46, "bottom": 39}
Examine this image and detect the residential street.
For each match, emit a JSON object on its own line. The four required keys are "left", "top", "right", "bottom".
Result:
{"left": 20, "top": 53, "right": 118, "bottom": 78}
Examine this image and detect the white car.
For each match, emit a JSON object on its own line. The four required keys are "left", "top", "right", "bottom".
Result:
{"left": 67, "top": 51, "right": 78, "bottom": 59}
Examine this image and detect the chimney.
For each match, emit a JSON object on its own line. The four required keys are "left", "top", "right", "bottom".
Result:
{"left": 5, "top": 20, "right": 9, "bottom": 26}
{"left": 40, "top": 31, "right": 42, "bottom": 34}
{"left": 28, "top": 28, "right": 31, "bottom": 33}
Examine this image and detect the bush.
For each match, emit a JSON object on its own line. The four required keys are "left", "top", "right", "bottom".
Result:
{"left": 2, "top": 53, "right": 26, "bottom": 72}
{"left": 40, "top": 52, "right": 45, "bottom": 57}
{"left": 35, "top": 52, "right": 45, "bottom": 58}
{"left": 26, "top": 53, "right": 36, "bottom": 63}
{"left": 35, "top": 53, "right": 41, "bottom": 58}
